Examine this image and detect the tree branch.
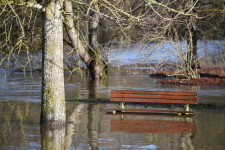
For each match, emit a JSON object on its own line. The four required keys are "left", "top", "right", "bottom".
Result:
{"left": 4, "top": 0, "right": 44, "bottom": 11}
{"left": 145, "top": 0, "right": 199, "bottom": 18}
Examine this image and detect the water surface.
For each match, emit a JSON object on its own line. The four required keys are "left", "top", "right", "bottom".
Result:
{"left": 0, "top": 66, "right": 225, "bottom": 149}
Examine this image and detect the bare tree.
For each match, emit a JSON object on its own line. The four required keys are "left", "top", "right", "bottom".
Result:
{"left": 138, "top": 0, "right": 224, "bottom": 78}
{"left": 64, "top": 0, "right": 104, "bottom": 80}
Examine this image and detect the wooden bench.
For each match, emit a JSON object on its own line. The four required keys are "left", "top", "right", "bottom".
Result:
{"left": 104, "top": 90, "right": 198, "bottom": 115}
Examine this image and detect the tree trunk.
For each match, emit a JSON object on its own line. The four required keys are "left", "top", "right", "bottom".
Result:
{"left": 186, "top": 0, "right": 200, "bottom": 70}
{"left": 88, "top": 8, "right": 104, "bottom": 80}
{"left": 187, "top": 27, "right": 199, "bottom": 70}
{"left": 64, "top": 0, "right": 103, "bottom": 79}
{"left": 65, "top": 0, "right": 91, "bottom": 65}
{"left": 41, "top": 0, "right": 65, "bottom": 127}
{"left": 89, "top": 10, "right": 100, "bottom": 52}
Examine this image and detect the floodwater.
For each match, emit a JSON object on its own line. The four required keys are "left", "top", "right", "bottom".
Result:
{"left": 0, "top": 66, "right": 225, "bottom": 150}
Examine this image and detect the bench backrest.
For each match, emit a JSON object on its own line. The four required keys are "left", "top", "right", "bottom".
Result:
{"left": 110, "top": 90, "right": 197, "bottom": 104}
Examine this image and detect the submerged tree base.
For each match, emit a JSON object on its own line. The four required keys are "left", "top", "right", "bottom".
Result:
{"left": 40, "top": 120, "right": 66, "bottom": 129}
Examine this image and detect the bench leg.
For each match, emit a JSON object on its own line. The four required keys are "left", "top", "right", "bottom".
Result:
{"left": 184, "top": 104, "right": 190, "bottom": 115}
{"left": 120, "top": 102, "right": 125, "bottom": 109}
{"left": 120, "top": 102, "right": 125, "bottom": 112}
{"left": 113, "top": 110, "right": 116, "bottom": 114}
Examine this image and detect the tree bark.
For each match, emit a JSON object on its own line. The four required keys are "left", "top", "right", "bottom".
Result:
{"left": 65, "top": 0, "right": 92, "bottom": 66}
{"left": 64, "top": 0, "right": 103, "bottom": 80}
{"left": 187, "top": 27, "right": 199, "bottom": 70}
{"left": 88, "top": 8, "right": 103, "bottom": 80}
{"left": 41, "top": 0, "right": 66, "bottom": 127}
{"left": 186, "top": 0, "right": 200, "bottom": 70}
{"left": 89, "top": 10, "right": 100, "bottom": 52}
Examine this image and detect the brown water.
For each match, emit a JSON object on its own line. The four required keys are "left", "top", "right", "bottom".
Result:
{"left": 0, "top": 66, "right": 225, "bottom": 150}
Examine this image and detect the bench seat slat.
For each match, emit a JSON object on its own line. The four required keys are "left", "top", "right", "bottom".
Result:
{"left": 111, "top": 94, "right": 197, "bottom": 101}
{"left": 112, "top": 90, "right": 197, "bottom": 96}
{"left": 111, "top": 98, "right": 197, "bottom": 104}
{"left": 104, "top": 108, "right": 194, "bottom": 114}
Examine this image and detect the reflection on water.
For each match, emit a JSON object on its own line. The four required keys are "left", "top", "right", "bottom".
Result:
{"left": 0, "top": 102, "right": 40, "bottom": 149}
{"left": 109, "top": 115, "right": 197, "bottom": 133}
{"left": 0, "top": 101, "right": 224, "bottom": 149}
{"left": 41, "top": 126, "right": 65, "bottom": 150}
{"left": 0, "top": 66, "right": 225, "bottom": 149}
{"left": 103, "top": 111, "right": 197, "bottom": 150}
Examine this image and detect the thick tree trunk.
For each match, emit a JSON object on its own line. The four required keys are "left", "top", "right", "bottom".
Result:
{"left": 88, "top": 9, "right": 103, "bottom": 79}
{"left": 65, "top": 0, "right": 91, "bottom": 66}
{"left": 64, "top": 0, "right": 103, "bottom": 79}
{"left": 41, "top": 0, "right": 65, "bottom": 126}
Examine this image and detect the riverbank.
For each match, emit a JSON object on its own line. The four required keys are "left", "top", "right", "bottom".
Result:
{"left": 150, "top": 68, "right": 225, "bottom": 86}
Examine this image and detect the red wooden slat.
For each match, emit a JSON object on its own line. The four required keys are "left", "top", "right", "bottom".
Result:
{"left": 104, "top": 108, "right": 194, "bottom": 114}
{"left": 111, "top": 94, "right": 197, "bottom": 100}
{"left": 110, "top": 98, "right": 197, "bottom": 104}
{"left": 111, "top": 90, "right": 197, "bottom": 96}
